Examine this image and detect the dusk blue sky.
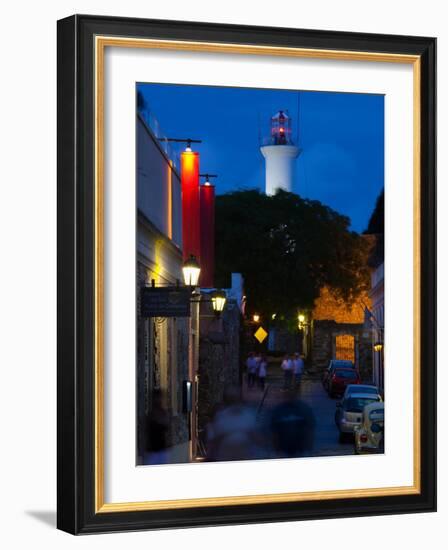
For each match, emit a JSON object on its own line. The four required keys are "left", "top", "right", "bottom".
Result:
{"left": 137, "top": 83, "right": 384, "bottom": 233}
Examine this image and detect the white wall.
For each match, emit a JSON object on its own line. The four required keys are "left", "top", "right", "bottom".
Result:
{"left": 137, "top": 116, "right": 182, "bottom": 247}
{"left": 0, "top": 1, "right": 445, "bottom": 548}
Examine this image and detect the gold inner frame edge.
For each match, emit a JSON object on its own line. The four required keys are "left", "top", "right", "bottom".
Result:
{"left": 94, "top": 35, "right": 421, "bottom": 513}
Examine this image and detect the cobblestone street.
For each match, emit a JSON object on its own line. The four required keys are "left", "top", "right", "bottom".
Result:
{"left": 242, "top": 361, "right": 355, "bottom": 458}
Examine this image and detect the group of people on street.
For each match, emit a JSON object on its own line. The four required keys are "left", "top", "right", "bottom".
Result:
{"left": 246, "top": 352, "right": 269, "bottom": 390}
{"left": 281, "top": 353, "right": 305, "bottom": 389}
{"left": 246, "top": 351, "right": 306, "bottom": 391}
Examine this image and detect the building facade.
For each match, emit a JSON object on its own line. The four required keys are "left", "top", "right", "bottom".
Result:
{"left": 311, "top": 286, "right": 373, "bottom": 381}
{"left": 370, "top": 262, "right": 384, "bottom": 392}
{"left": 137, "top": 114, "right": 191, "bottom": 464}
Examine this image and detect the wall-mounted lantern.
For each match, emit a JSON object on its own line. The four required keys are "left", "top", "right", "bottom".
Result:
{"left": 374, "top": 341, "right": 384, "bottom": 352}
{"left": 182, "top": 255, "right": 201, "bottom": 288}
{"left": 212, "top": 289, "right": 227, "bottom": 315}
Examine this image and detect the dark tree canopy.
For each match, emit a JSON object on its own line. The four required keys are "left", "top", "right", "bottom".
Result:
{"left": 137, "top": 90, "right": 147, "bottom": 113}
{"left": 364, "top": 188, "right": 384, "bottom": 235}
{"left": 364, "top": 188, "right": 384, "bottom": 268}
{"left": 215, "top": 189, "right": 370, "bottom": 320}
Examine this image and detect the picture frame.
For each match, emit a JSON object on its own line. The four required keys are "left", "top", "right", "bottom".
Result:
{"left": 57, "top": 14, "right": 436, "bottom": 534}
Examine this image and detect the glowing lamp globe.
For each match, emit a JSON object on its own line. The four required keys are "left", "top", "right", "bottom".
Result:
{"left": 182, "top": 255, "right": 201, "bottom": 287}
{"left": 374, "top": 342, "right": 384, "bottom": 352}
{"left": 212, "top": 289, "right": 227, "bottom": 313}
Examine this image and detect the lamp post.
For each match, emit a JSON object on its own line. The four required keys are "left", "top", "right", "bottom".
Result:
{"left": 182, "top": 255, "right": 201, "bottom": 461}
{"left": 298, "top": 312, "right": 310, "bottom": 357}
{"left": 373, "top": 339, "right": 384, "bottom": 393}
{"left": 182, "top": 256, "right": 229, "bottom": 461}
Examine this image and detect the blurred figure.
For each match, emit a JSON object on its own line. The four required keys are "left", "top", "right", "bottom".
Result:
{"left": 205, "top": 386, "right": 263, "bottom": 461}
{"left": 146, "top": 389, "right": 169, "bottom": 464}
{"left": 281, "top": 354, "right": 293, "bottom": 389}
{"left": 246, "top": 352, "right": 258, "bottom": 388}
{"left": 258, "top": 355, "right": 268, "bottom": 390}
{"left": 269, "top": 391, "right": 315, "bottom": 458}
{"left": 293, "top": 353, "right": 305, "bottom": 389}
{"left": 255, "top": 351, "right": 262, "bottom": 373}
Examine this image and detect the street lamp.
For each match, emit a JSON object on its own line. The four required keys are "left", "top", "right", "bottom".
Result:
{"left": 374, "top": 341, "right": 384, "bottom": 352}
{"left": 200, "top": 173, "right": 218, "bottom": 186}
{"left": 182, "top": 253, "right": 201, "bottom": 461}
{"left": 211, "top": 289, "right": 227, "bottom": 315}
{"left": 182, "top": 255, "right": 201, "bottom": 287}
{"left": 253, "top": 314, "right": 260, "bottom": 323}
{"left": 298, "top": 313, "right": 308, "bottom": 330}
{"left": 297, "top": 312, "right": 310, "bottom": 357}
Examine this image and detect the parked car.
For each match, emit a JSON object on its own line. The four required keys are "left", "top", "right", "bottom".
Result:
{"left": 328, "top": 368, "right": 360, "bottom": 397}
{"left": 335, "top": 392, "right": 382, "bottom": 442}
{"left": 343, "top": 384, "right": 382, "bottom": 401}
{"left": 354, "top": 402, "right": 385, "bottom": 454}
{"left": 322, "top": 359, "right": 355, "bottom": 391}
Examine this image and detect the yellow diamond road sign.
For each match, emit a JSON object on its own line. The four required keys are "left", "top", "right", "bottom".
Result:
{"left": 254, "top": 326, "right": 268, "bottom": 344}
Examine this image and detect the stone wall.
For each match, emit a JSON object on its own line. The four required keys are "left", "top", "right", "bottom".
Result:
{"left": 313, "top": 286, "right": 371, "bottom": 323}
{"left": 311, "top": 320, "right": 334, "bottom": 372}
{"left": 197, "top": 299, "right": 241, "bottom": 434}
{"left": 311, "top": 320, "right": 372, "bottom": 381}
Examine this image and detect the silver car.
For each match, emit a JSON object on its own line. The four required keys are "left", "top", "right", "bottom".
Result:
{"left": 343, "top": 384, "right": 382, "bottom": 401}
{"left": 335, "top": 393, "right": 382, "bottom": 442}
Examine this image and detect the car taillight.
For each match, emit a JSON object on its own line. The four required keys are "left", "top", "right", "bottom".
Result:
{"left": 360, "top": 434, "right": 368, "bottom": 443}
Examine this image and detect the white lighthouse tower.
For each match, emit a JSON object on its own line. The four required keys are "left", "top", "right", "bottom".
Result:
{"left": 261, "top": 110, "right": 300, "bottom": 196}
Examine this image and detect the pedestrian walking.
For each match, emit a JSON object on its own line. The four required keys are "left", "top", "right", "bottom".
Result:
{"left": 205, "top": 385, "right": 261, "bottom": 461}
{"left": 146, "top": 389, "right": 169, "bottom": 464}
{"left": 255, "top": 352, "right": 262, "bottom": 374}
{"left": 258, "top": 355, "right": 268, "bottom": 390}
{"left": 281, "top": 354, "right": 293, "bottom": 390}
{"left": 270, "top": 393, "right": 315, "bottom": 458}
{"left": 246, "top": 352, "right": 258, "bottom": 388}
{"left": 293, "top": 353, "right": 305, "bottom": 388}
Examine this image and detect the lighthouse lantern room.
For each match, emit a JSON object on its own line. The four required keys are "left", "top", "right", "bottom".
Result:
{"left": 270, "top": 110, "right": 293, "bottom": 145}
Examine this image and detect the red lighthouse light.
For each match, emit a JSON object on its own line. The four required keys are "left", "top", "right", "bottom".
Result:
{"left": 270, "top": 110, "right": 293, "bottom": 145}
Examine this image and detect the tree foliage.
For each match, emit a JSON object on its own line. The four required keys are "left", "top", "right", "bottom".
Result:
{"left": 137, "top": 90, "right": 147, "bottom": 113}
{"left": 364, "top": 188, "right": 384, "bottom": 235}
{"left": 215, "top": 189, "right": 370, "bottom": 320}
{"left": 363, "top": 188, "right": 384, "bottom": 268}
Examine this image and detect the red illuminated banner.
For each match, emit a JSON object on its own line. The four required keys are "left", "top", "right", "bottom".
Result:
{"left": 181, "top": 151, "right": 201, "bottom": 262}
{"left": 200, "top": 184, "right": 215, "bottom": 288}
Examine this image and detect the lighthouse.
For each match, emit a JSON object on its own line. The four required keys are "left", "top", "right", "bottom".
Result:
{"left": 260, "top": 110, "right": 300, "bottom": 196}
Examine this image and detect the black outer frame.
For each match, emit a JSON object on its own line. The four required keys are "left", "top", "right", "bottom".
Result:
{"left": 57, "top": 14, "right": 436, "bottom": 535}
